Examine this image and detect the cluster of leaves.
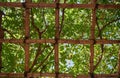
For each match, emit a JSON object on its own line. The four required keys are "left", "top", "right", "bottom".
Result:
{"left": 0, "top": 0, "right": 120, "bottom": 77}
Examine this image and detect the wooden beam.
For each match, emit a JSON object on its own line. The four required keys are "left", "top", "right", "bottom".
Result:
{"left": 89, "top": 0, "right": 97, "bottom": 76}
{"left": 0, "top": 2, "right": 120, "bottom": 9}
{"left": 24, "top": 0, "right": 30, "bottom": 77}
{"left": 0, "top": 39, "right": 120, "bottom": 44}
{"left": 54, "top": 0, "right": 60, "bottom": 77}
{"left": 0, "top": 73, "right": 118, "bottom": 78}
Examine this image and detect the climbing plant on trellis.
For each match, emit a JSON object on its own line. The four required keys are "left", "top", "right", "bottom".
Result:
{"left": 0, "top": 0, "right": 120, "bottom": 78}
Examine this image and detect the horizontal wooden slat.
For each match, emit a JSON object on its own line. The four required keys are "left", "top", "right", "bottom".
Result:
{"left": 59, "top": 39, "right": 93, "bottom": 44}
{"left": 96, "top": 40, "right": 120, "bottom": 44}
{"left": 0, "top": 2, "right": 120, "bottom": 9}
{"left": 0, "top": 39, "right": 120, "bottom": 44}
{"left": 77, "top": 74, "right": 118, "bottom": 78}
{"left": 0, "top": 73, "right": 118, "bottom": 78}
{"left": 0, "top": 2, "right": 23, "bottom": 7}
{"left": 59, "top": 4, "right": 92, "bottom": 8}
{"left": 98, "top": 4, "right": 120, "bottom": 9}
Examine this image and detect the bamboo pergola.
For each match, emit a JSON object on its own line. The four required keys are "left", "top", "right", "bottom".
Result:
{"left": 0, "top": 0, "right": 120, "bottom": 78}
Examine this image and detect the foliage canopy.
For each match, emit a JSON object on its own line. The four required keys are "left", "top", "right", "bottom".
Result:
{"left": 0, "top": 0, "right": 120, "bottom": 77}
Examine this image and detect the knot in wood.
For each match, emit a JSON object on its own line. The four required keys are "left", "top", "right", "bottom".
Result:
{"left": 55, "top": 3, "right": 59, "bottom": 9}
{"left": 90, "top": 73, "right": 94, "bottom": 78}
{"left": 22, "top": 2, "right": 28, "bottom": 9}
{"left": 55, "top": 38, "right": 59, "bottom": 43}
{"left": 24, "top": 37, "right": 29, "bottom": 43}
{"left": 24, "top": 71, "right": 29, "bottom": 78}
{"left": 90, "top": 39, "right": 96, "bottom": 44}
{"left": 55, "top": 72, "right": 59, "bottom": 78}
{"left": 92, "top": 4, "right": 98, "bottom": 9}
{"left": 118, "top": 73, "right": 120, "bottom": 78}
{"left": 0, "top": 10, "right": 5, "bottom": 15}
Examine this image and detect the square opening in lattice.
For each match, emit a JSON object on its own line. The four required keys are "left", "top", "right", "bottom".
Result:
{"left": 30, "top": 8, "right": 55, "bottom": 39}
{"left": 59, "top": 8, "right": 91, "bottom": 40}
{"left": 95, "top": 9, "right": 120, "bottom": 40}
{"left": 1, "top": 43, "right": 24, "bottom": 73}
{"left": 0, "top": 7, "right": 24, "bottom": 39}
{"left": 59, "top": 44, "right": 90, "bottom": 77}
{"left": 29, "top": 43, "right": 55, "bottom": 73}
{"left": 94, "top": 44, "right": 119, "bottom": 74}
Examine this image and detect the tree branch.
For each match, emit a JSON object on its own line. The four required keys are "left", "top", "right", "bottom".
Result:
{"left": 29, "top": 8, "right": 50, "bottom": 72}
{"left": 94, "top": 18, "right": 120, "bottom": 70}
{"left": 32, "top": 47, "right": 54, "bottom": 72}
{"left": 2, "top": 28, "right": 16, "bottom": 39}
{"left": 98, "top": 17, "right": 120, "bottom": 37}
{"left": 29, "top": 44, "right": 50, "bottom": 72}
{"left": 31, "top": 9, "right": 40, "bottom": 33}
{"left": 59, "top": 0, "right": 66, "bottom": 35}
{"left": 39, "top": 62, "right": 48, "bottom": 73}
{"left": 94, "top": 18, "right": 104, "bottom": 71}
{"left": 41, "top": 9, "right": 49, "bottom": 33}
{"left": 30, "top": 9, "right": 50, "bottom": 72}
{"left": 29, "top": 9, "right": 42, "bottom": 72}
{"left": 110, "top": 62, "right": 117, "bottom": 74}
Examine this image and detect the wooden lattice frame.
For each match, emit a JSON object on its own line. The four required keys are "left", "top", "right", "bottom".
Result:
{"left": 0, "top": 0, "right": 120, "bottom": 78}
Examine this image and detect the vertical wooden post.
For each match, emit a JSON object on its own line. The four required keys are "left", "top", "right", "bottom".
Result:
{"left": 24, "top": 0, "right": 30, "bottom": 77}
{"left": 118, "top": 48, "right": 120, "bottom": 77}
{"left": 0, "top": 11, "right": 4, "bottom": 73}
{"left": 55, "top": 0, "right": 59, "bottom": 77}
{"left": 90, "top": 0, "right": 97, "bottom": 77}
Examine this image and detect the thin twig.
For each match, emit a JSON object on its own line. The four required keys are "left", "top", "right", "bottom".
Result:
{"left": 29, "top": 9, "right": 42, "bottom": 72}
{"left": 29, "top": 44, "right": 50, "bottom": 72}
{"left": 98, "top": 18, "right": 120, "bottom": 37}
{"left": 41, "top": 9, "right": 49, "bottom": 33}
{"left": 94, "top": 18, "right": 104, "bottom": 71}
{"left": 31, "top": 9, "right": 40, "bottom": 33}
{"left": 110, "top": 62, "right": 117, "bottom": 74}
{"left": 2, "top": 28, "right": 16, "bottom": 38}
{"left": 59, "top": 0, "right": 66, "bottom": 35}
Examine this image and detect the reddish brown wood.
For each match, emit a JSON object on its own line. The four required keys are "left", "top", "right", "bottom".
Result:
{"left": 0, "top": 2, "right": 120, "bottom": 9}
{"left": 89, "top": 0, "right": 97, "bottom": 76}
{"left": 0, "top": 11, "right": 4, "bottom": 72}
{"left": 118, "top": 49, "right": 120, "bottom": 76}
{"left": 0, "top": 73, "right": 118, "bottom": 78}
{"left": 0, "top": 39, "right": 120, "bottom": 44}
{"left": 54, "top": 0, "right": 60, "bottom": 77}
{"left": 98, "top": 4, "right": 120, "bottom": 9}
{"left": 59, "top": 4, "right": 92, "bottom": 8}
{"left": 24, "top": 0, "right": 30, "bottom": 77}
{"left": 0, "top": 0, "right": 120, "bottom": 78}
{"left": 77, "top": 74, "right": 118, "bottom": 78}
